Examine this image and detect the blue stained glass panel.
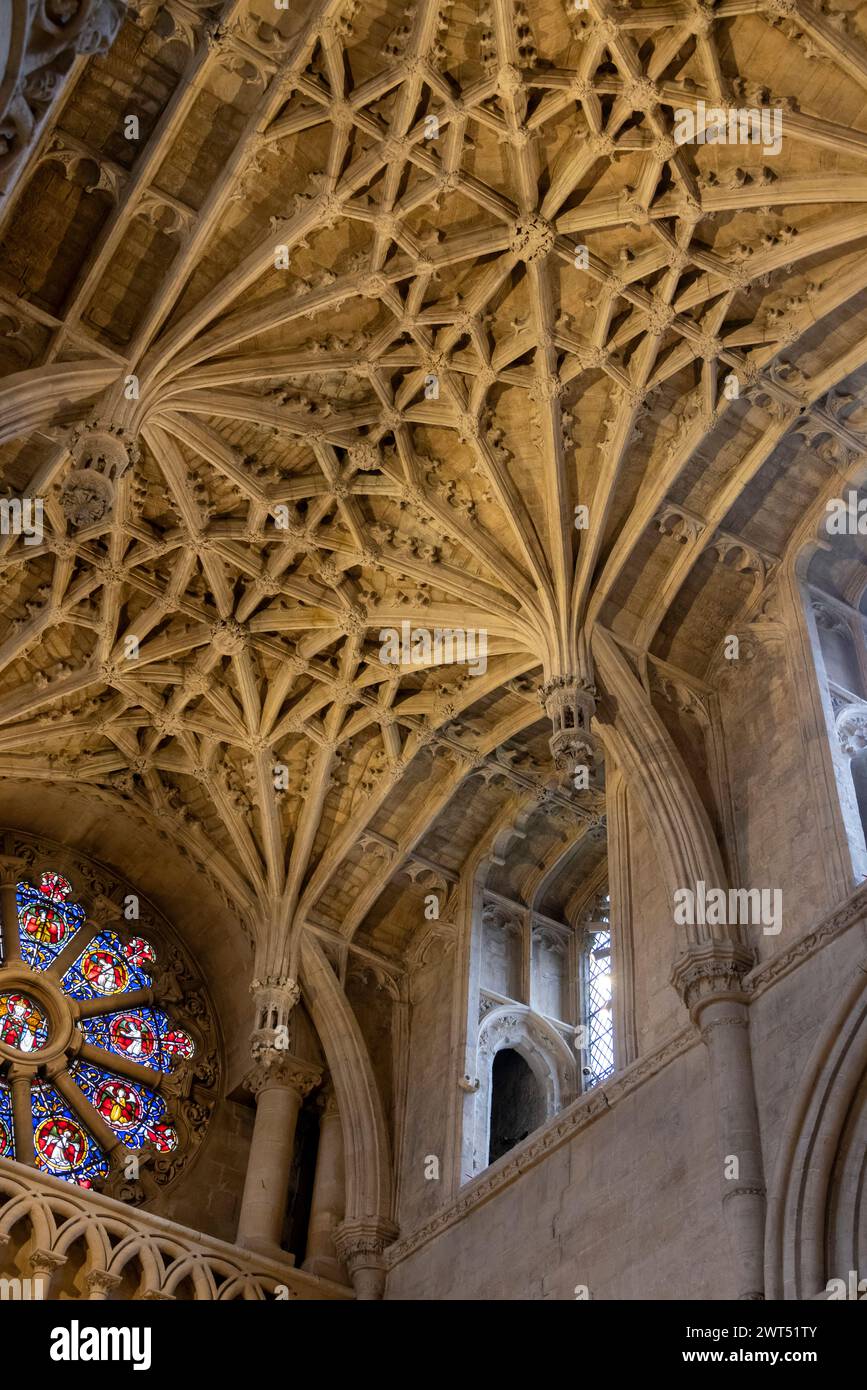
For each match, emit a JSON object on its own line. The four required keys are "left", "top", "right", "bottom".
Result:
{"left": 0, "top": 1080, "right": 14, "bottom": 1160}
{"left": 61, "top": 931, "right": 154, "bottom": 1002}
{"left": 16, "top": 872, "right": 86, "bottom": 970}
{"left": 68, "top": 1060, "right": 177, "bottom": 1152}
{"left": 78, "top": 1007, "right": 194, "bottom": 1074}
{"left": 31, "top": 1081, "right": 108, "bottom": 1188}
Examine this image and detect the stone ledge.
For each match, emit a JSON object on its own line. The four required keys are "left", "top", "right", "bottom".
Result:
{"left": 744, "top": 879, "right": 867, "bottom": 996}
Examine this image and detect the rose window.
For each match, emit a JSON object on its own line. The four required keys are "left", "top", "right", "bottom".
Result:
{"left": 0, "top": 869, "right": 196, "bottom": 1189}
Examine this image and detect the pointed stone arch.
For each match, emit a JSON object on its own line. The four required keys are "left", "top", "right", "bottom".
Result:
{"left": 299, "top": 935, "right": 394, "bottom": 1228}
{"left": 592, "top": 626, "right": 729, "bottom": 943}
{"left": 471, "top": 1003, "right": 576, "bottom": 1176}
{"left": 765, "top": 958, "right": 867, "bottom": 1299}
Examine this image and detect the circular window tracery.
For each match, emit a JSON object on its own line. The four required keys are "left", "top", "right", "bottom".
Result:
{"left": 0, "top": 864, "right": 209, "bottom": 1193}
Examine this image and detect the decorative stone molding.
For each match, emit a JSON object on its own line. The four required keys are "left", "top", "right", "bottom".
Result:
{"left": 835, "top": 701, "right": 867, "bottom": 758}
{"left": 0, "top": 1157, "right": 350, "bottom": 1300}
{"left": 249, "top": 975, "right": 301, "bottom": 1061}
{"left": 539, "top": 673, "right": 598, "bottom": 777}
{"left": 811, "top": 597, "right": 849, "bottom": 636}
{"left": 334, "top": 1215, "right": 398, "bottom": 1300}
{"left": 470, "top": 1003, "right": 577, "bottom": 1177}
{"left": 745, "top": 880, "right": 867, "bottom": 997}
{"left": 649, "top": 664, "right": 710, "bottom": 724}
{"left": 406, "top": 914, "right": 455, "bottom": 962}
{"left": 708, "top": 535, "right": 778, "bottom": 608}
{"left": 36, "top": 129, "right": 126, "bottom": 198}
{"left": 243, "top": 1054, "right": 321, "bottom": 1101}
{"left": 765, "top": 961, "right": 867, "bottom": 1298}
{"left": 656, "top": 501, "right": 706, "bottom": 546}
{"left": 480, "top": 899, "right": 522, "bottom": 935}
{"left": 59, "top": 422, "right": 139, "bottom": 528}
{"left": 334, "top": 1215, "right": 398, "bottom": 1264}
{"left": 509, "top": 213, "right": 555, "bottom": 263}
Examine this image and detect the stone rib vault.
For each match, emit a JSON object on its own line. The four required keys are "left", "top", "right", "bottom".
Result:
{"left": 1, "top": 0, "right": 867, "bottom": 993}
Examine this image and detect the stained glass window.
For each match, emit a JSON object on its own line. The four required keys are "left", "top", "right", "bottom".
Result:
{"left": 31, "top": 1082, "right": 109, "bottom": 1188}
{"left": 580, "top": 895, "right": 615, "bottom": 1091}
{"left": 78, "top": 1007, "right": 194, "bottom": 1074}
{"left": 0, "top": 868, "right": 194, "bottom": 1189}
{"left": 16, "top": 872, "right": 86, "bottom": 970}
{"left": 67, "top": 1061, "right": 177, "bottom": 1152}
{"left": 61, "top": 931, "right": 155, "bottom": 1001}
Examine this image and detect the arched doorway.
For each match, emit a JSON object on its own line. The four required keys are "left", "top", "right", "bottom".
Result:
{"left": 488, "top": 1048, "right": 546, "bottom": 1164}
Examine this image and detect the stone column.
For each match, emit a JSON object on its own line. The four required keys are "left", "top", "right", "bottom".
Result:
{"left": 236, "top": 1054, "right": 321, "bottom": 1257}
{"left": 0, "top": 855, "right": 27, "bottom": 963}
{"left": 28, "top": 1248, "right": 66, "bottom": 1299}
{"left": 672, "top": 941, "right": 766, "bottom": 1300}
{"left": 84, "top": 1270, "right": 122, "bottom": 1300}
{"left": 302, "top": 1086, "right": 348, "bottom": 1283}
{"left": 334, "top": 1216, "right": 398, "bottom": 1301}
{"left": 8, "top": 1062, "right": 35, "bottom": 1164}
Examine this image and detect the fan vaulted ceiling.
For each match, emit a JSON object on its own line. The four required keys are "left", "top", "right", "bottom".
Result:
{"left": 1, "top": 0, "right": 867, "bottom": 974}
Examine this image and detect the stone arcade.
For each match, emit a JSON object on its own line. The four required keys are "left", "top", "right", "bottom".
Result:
{"left": 0, "top": 0, "right": 865, "bottom": 1305}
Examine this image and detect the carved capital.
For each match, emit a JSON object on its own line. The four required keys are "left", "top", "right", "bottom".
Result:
{"left": 671, "top": 940, "right": 755, "bottom": 1022}
{"left": 1, "top": 3, "right": 126, "bottom": 188}
{"left": 28, "top": 1247, "right": 67, "bottom": 1277}
{"left": 333, "top": 1216, "right": 399, "bottom": 1271}
{"left": 84, "top": 1268, "right": 123, "bottom": 1297}
{"left": 244, "top": 1052, "right": 321, "bottom": 1100}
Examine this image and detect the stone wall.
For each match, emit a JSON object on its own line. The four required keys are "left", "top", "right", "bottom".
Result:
{"left": 716, "top": 634, "right": 841, "bottom": 951}
{"left": 149, "top": 1097, "right": 254, "bottom": 1244}
{"left": 387, "top": 1034, "right": 733, "bottom": 1300}
{"left": 386, "top": 916, "right": 865, "bottom": 1300}
{"left": 384, "top": 614, "right": 867, "bottom": 1300}
{"left": 395, "top": 945, "right": 456, "bottom": 1233}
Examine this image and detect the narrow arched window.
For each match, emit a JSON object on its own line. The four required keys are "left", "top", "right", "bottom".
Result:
{"left": 579, "top": 895, "right": 614, "bottom": 1091}
{"left": 802, "top": 523, "right": 867, "bottom": 877}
